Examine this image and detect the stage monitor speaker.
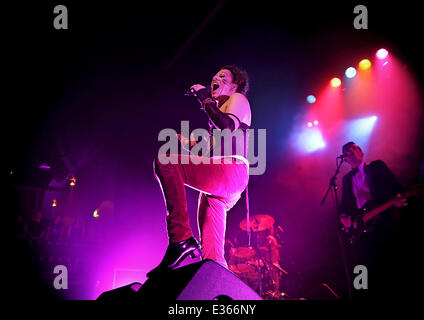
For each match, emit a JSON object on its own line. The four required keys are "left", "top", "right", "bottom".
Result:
{"left": 97, "top": 259, "right": 262, "bottom": 301}
{"left": 138, "top": 259, "right": 262, "bottom": 301}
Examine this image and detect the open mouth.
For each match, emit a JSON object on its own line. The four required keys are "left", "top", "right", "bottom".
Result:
{"left": 212, "top": 83, "right": 220, "bottom": 92}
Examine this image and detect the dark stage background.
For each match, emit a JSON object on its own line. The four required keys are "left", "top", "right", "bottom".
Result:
{"left": 5, "top": 1, "right": 423, "bottom": 301}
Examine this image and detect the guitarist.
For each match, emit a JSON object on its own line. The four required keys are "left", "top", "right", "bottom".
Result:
{"left": 338, "top": 141, "right": 406, "bottom": 300}
{"left": 339, "top": 142, "right": 407, "bottom": 229}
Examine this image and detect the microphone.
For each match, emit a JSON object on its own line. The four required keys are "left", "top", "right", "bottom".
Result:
{"left": 337, "top": 153, "right": 349, "bottom": 159}
{"left": 184, "top": 85, "right": 211, "bottom": 97}
{"left": 184, "top": 87, "right": 197, "bottom": 96}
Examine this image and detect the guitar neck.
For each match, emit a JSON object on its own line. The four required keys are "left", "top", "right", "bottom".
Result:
{"left": 363, "top": 199, "right": 396, "bottom": 223}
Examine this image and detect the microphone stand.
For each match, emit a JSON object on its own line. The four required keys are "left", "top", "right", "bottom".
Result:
{"left": 251, "top": 221, "right": 264, "bottom": 298}
{"left": 321, "top": 157, "right": 352, "bottom": 301}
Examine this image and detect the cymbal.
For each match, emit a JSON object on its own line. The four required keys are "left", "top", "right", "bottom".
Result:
{"left": 240, "top": 214, "right": 275, "bottom": 231}
{"left": 230, "top": 247, "right": 256, "bottom": 259}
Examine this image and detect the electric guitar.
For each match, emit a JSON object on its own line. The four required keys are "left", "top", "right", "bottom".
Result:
{"left": 342, "top": 185, "right": 424, "bottom": 243}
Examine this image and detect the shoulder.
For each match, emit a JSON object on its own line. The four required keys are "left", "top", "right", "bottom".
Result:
{"left": 367, "top": 160, "right": 387, "bottom": 169}
{"left": 226, "top": 93, "right": 250, "bottom": 115}
{"left": 220, "top": 93, "right": 251, "bottom": 127}
{"left": 366, "top": 160, "right": 393, "bottom": 177}
{"left": 223, "top": 92, "right": 250, "bottom": 117}
{"left": 228, "top": 92, "right": 249, "bottom": 105}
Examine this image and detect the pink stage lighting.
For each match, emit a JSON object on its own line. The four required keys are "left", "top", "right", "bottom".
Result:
{"left": 376, "top": 48, "right": 389, "bottom": 60}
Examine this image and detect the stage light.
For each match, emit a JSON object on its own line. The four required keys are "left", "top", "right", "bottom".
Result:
{"left": 52, "top": 199, "right": 57, "bottom": 207}
{"left": 69, "top": 177, "right": 76, "bottom": 186}
{"left": 330, "top": 77, "right": 341, "bottom": 88}
{"left": 306, "top": 95, "right": 316, "bottom": 104}
{"left": 93, "top": 209, "right": 100, "bottom": 219}
{"left": 307, "top": 122, "right": 313, "bottom": 127}
{"left": 359, "top": 59, "right": 371, "bottom": 70}
{"left": 376, "top": 48, "right": 389, "bottom": 60}
{"left": 345, "top": 67, "right": 357, "bottom": 78}
{"left": 297, "top": 128, "right": 326, "bottom": 152}
{"left": 346, "top": 115, "right": 378, "bottom": 147}
{"left": 383, "top": 61, "right": 388, "bottom": 66}
{"left": 313, "top": 120, "right": 319, "bottom": 126}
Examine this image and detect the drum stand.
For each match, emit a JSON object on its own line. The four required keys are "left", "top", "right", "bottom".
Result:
{"left": 251, "top": 226, "right": 273, "bottom": 297}
{"left": 251, "top": 229, "right": 264, "bottom": 296}
{"left": 240, "top": 214, "right": 279, "bottom": 298}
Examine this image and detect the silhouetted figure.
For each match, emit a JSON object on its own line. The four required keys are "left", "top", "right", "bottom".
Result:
{"left": 27, "top": 210, "right": 47, "bottom": 242}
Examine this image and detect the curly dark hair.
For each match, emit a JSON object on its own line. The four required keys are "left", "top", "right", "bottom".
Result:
{"left": 220, "top": 65, "right": 249, "bottom": 96}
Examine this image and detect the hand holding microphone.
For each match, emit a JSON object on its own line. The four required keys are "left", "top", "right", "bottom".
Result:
{"left": 184, "top": 83, "right": 232, "bottom": 131}
{"left": 190, "top": 84, "right": 206, "bottom": 92}
{"left": 185, "top": 84, "right": 216, "bottom": 112}
{"left": 184, "top": 84, "right": 206, "bottom": 96}
{"left": 337, "top": 152, "right": 352, "bottom": 159}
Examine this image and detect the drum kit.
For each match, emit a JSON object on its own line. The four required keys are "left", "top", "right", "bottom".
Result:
{"left": 228, "top": 214, "right": 289, "bottom": 300}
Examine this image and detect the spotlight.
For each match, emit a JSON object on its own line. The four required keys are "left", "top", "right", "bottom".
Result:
{"left": 330, "top": 77, "right": 341, "bottom": 88}
{"left": 69, "top": 177, "right": 76, "bottom": 186}
{"left": 306, "top": 95, "right": 316, "bottom": 104}
{"left": 345, "top": 67, "right": 357, "bottom": 78}
{"left": 376, "top": 48, "right": 389, "bottom": 60}
{"left": 52, "top": 199, "right": 57, "bottom": 207}
{"left": 307, "top": 122, "right": 313, "bottom": 127}
{"left": 359, "top": 59, "right": 371, "bottom": 70}
{"left": 297, "top": 128, "right": 326, "bottom": 153}
{"left": 93, "top": 209, "right": 100, "bottom": 218}
{"left": 346, "top": 116, "right": 378, "bottom": 147}
{"left": 313, "top": 120, "right": 319, "bottom": 126}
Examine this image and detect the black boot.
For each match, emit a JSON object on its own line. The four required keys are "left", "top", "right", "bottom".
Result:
{"left": 146, "top": 237, "right": 202, "bottom": 278}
